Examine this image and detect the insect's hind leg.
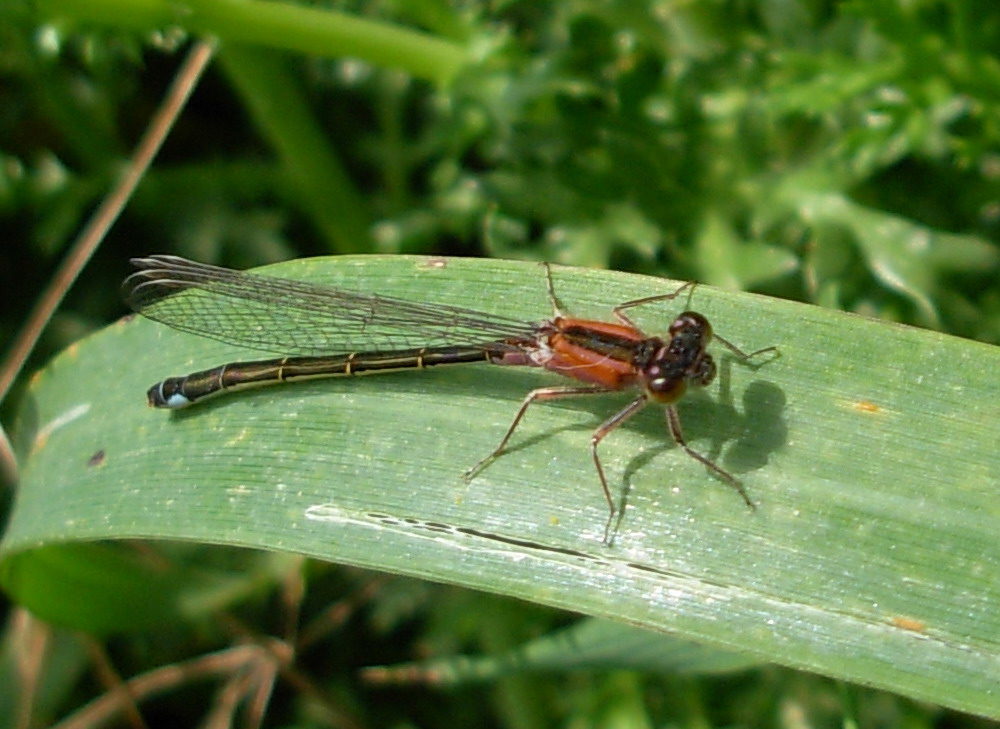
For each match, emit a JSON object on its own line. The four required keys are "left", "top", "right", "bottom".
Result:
{"left": 463, "top": 385, "right": 611, "bottom": 484}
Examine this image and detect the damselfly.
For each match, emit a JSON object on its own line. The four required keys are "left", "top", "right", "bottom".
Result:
{"left": 124, "top": 255, "right": 776, "bottom": 543}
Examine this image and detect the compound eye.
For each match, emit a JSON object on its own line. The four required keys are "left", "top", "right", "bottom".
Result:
{"left": 648, "top": 375, "right": 686, "bottom": 403}
{"left": 669, "top": 312, "right": 711, "bottom": 339}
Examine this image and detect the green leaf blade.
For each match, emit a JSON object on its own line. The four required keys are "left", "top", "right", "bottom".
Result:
{"left": 4, "top": 256, "right": 999, "bottom": 718}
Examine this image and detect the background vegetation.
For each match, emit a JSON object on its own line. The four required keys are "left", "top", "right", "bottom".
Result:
{"left": 1, "top": 0, "right": 998, "bottom": 727}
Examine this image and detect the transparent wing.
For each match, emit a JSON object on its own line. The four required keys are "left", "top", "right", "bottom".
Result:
{"left": 123, "top": 256, "right": 538, "bottom": 356}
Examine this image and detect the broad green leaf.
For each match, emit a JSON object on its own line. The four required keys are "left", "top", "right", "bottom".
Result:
{"left": 3, "top": 256, "right": 998, "bottom": 718}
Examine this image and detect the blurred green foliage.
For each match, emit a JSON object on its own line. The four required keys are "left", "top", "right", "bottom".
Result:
{"left": 2, "top": 0, "right": 999, "bottom": 726}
